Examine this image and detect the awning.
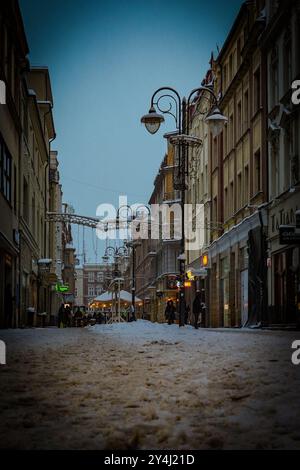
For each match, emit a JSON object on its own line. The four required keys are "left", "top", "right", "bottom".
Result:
{"left": 92, "top": 290, "right": 142, "bottom": 305}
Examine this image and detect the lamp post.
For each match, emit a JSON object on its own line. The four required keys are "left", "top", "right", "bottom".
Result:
{"left": 141, "top": 86, "right": 227, "bottom": 327}
{"left": 103, "top": 245, "right": 129, "bottom": 322}
{"left": 125, "top": 206, "right": 150, "bottom": 321}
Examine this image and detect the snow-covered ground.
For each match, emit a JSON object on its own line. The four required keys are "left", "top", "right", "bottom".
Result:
{"left": 0, "top": 321, "right": 300, "bottom": 450}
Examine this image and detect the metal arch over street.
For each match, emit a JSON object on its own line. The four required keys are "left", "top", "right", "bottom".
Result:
{"left": 46, "top": 212, "right": 131, "bottom": 229}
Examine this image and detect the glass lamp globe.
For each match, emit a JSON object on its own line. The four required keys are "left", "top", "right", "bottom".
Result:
{"left": 205, "top": 107, "right": 228, "bottom": 137}
{"left": 141, "top": 106, "right": 165, "bottom": 135}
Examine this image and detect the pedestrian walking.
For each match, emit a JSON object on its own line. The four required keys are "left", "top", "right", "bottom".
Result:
{"left": 165, "top": 300, "right": 176, "bottom": 325}
{"left": 74, "top": 307, "right": 83, "bottom": 327}
{"left": 65, "top": 305, "right": 72, "bottom": 327}
{"left": 57, "top": 303, "right": 65, "bottom": 328}
{"left": 130, "top": 304, "right": 136, "bottom": 322}
{"left": 184, "top": 303, "right": 190, "bottom": 325}
{"left": 200, "top": 301, "right": 206, "bottom": 327}
{"left": 192, "top": 292, "right": 202, "bottom": 329}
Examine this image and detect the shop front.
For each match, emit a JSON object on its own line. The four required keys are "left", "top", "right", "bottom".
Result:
{"left": 268, "top": 197, "right": 300, "bottom": 326}
{"left": 209, "top": 211, "right": 265, "bottom": 328}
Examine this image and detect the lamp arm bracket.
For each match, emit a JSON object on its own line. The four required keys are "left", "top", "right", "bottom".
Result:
{"left": 151, "top": 87, "right": 182, "bottom": 131}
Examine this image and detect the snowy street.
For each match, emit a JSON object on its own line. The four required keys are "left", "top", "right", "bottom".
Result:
{"left": 0, "top": 321, "right": 300, "bottom": 450}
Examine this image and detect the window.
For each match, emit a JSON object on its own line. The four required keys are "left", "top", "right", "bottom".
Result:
{"left": 213, "top": 196, "right": 218, "bottom": 224}
{"left": 284, "top": 29, "right": 292, "bottom": 93}
{"left": 284, "top": 123, "right": 294, "bottom": 190}
{"left": 224, "top": 187, "right": 228, "bottom": 220}
{"left": 237, "top": 173, "right": 242, "bottom": 209}
{"left": 37, "top": 208, "right": 40, "bottom": 243}
{"left": 23, "top": 100, "right": 28, "bottom": 142}
{"left": 229, "top": 54, "right": 233, "bottom": 82}
{"left": 0, "top": 136, "right": 12, "bottom": 203}
{"left": 223, "top": 124, "right": 228, "bottom": 155}
{"left": 212, "top": 137, "right": 218, "bottom": 169}
{"left": 229, "top": 181, "right": 234, "bottom": 215}
{"left": 244, "top": 165, "right": 249, "bottom": 204}
{"left": 271, "top": 146, "right": 279, "bottom": 197}
{"left": 23, "top": 177, "right": 29, "bottom": 222}
{"left": 244, "top": 90, "right": 249, "bottom": 130}
{"left": 40, "top": 217, "right": 43, "bottom": 251}
{"left": 237, "top": 38, "right": 241, "bottom": 68}
{"left": 3, "top": 146, "right": 11, "bottom": 202}
{"left": 88, "top": 286, "right": 94, "bottom": 297}
{"left": 254, "top": 149, "right": 261, "bottom": 193}
{"left": 13, "top": 164, "right": 17, "bottom": 212}
{"left": 32, "top": 195, "right": 35, "bottom": 237}
{"left": 88, "top": 272, "right": 94, "bottom": 282}
{"left": 270, "top": 47, "right": 278, "bottom": 107}
{"left": 96, "top": 286, "right": 102, "bottom": 296}
{"left": 223, "top": 64, "right": 227, "bottom": 91}
{"left": 254, "top": 67, "right": 261, "bottom": 112}
{"left": 237, "top": 101, "right": 242, "bottom": 140}
{"left": 229, "top": 114, "right": 234, "bottom": 149}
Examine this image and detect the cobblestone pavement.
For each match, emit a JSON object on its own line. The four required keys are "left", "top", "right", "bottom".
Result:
{"left": 0, "top": 322, "right": 299, "bottom": 450}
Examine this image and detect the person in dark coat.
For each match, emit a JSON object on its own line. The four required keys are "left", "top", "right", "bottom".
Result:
{"left": 58, "top": 303, "right": 65, "bottom": 328}
{"left": 74, "top": 307, "right": 83, "bottom": 327}
{"left": 192, "top": 292, "right": 202, "bottom": 329}
{"left": 184, "top": 303, "right": 190, "bottom": 325}
{"left": 165, "top": 300, "right": 176, "bottom": 325}
{"left": 65, "top": 305, "right": 72, "bottom": 327}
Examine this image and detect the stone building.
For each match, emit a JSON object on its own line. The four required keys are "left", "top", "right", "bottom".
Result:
{"left": 185, "top": 64, "right": 216, "bottom": 321}
{"left": 207, "top": 0, "right": 268, "bottom": 327}
{"left": 143, "top": 143, "right": 181, "bottom": 322}
{"left": 0, "top": 0, "right": 28, "bottom": 327}
{"left": 20, "top": 66, "right": 56, "bottom": 326}
{"left": 261, "top": 0, "right": 300, "bottom": 325}
{"left": 82, "top": 263, "right": 106, "bottom": 307}
{"left": 49, "top": 150, "right": 64, "bottom": 320}
{"left": 0, "top": 1, "right": 72, "bottom": 327}
{"left": 74, "top": 267, "right": 84, "bottom": 307}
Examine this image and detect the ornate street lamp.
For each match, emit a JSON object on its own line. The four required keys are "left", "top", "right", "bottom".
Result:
{"left": 204, "top": 106, "right": 228, "bottom": 137}
{"left": 102, "top": 245, "right": 130, "bottom": 323}
{"left": 141, "top": 106, "right": 165, "bottom": 135}
{"left": 141, "top": 85, "right": 227, "bottom": 327}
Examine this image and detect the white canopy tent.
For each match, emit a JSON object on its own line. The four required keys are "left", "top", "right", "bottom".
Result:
{"left": 93, "top": 290, "right": 142, "bottom": 304}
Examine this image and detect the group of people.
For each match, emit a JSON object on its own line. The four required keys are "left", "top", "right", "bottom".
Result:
{"left": 57, "top": 304, "right": 93, "bottom": 328}
{"left": 164, "top": 291, "right": 206, "bottom": 329}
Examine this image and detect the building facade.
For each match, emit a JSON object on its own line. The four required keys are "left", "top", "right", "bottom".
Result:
{"left": 261, "top": 0, "right": 300, "bottom": 325}
{"left": 0, "top": 1, "right": 74, "bottom": 327}
{"left": 141, "top": 143, "right": 182, "bottom": 322}
{"left": 185, "top": 65, "right": 216, "bottom": 321}
{"left": 0, "top": 0, "right": 28, "bottom": 327}
{"left": 207, "top": 0, "right": 268, "bottom": 328}
{"left": 82, "top": 263, "right": 106, "bottom": 307}
{"left": 74, "top": 267, "right": 84, "bottom": 307}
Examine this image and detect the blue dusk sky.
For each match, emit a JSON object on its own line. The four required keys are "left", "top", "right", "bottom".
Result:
{"left": 20, "top": 0, "right": 243, "bottom": 263}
